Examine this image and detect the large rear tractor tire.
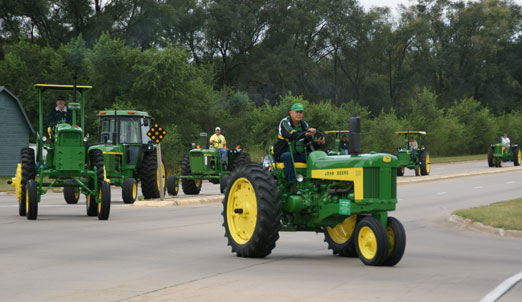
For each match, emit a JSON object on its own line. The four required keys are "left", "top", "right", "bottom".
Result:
{"left": 97, "top": 181, "right": 111, "bottom": 220}
{"left": 230, "top": 152, "right": 252, "bottom": 171}
{"left": 20, "top": 147, "right": 36, "bottom": 216}
{"left": 64, "top": 180, "right": 80, "bottom": 204}
{"left": 87, "top": 149, "right": 107, "bottom": 216}
{"left": 324, "top": 215, "right": 359, "bottom": 257}
{"left": 140, "top": 152, "right": 167, "bottom": 199}
{"left": 382, "top": 217, "right": 406, "bottom": 266}
{"left": 166, "top": 175, "right": 179, "bottom": 196}
{"left": 220, "top": 175, "right": 230, "bottom": 194}
{"left": 25, "top": 179, "right": 38, "bottom": 220}
{"left": 354, "top": 216, "right": 389, "bottom": 266}
{"left": 487, "top": 146, "right": 494, "bottom": 167}
{"left": 513, "top": 146, "right": 521, "bottom": 166}
{"left": 122, "top": 178, "right": 138, "bottom": 204}
{"left": 420, "top": 151, "right": 430, "bottom": 176}
{"left": 181, "top": 154, "right": 202, "bottom": 195}
{"left": 222, "top": 164, "right": 281, "bottom": 258}
{"left": 397, "top": 167, "right": 405, "bottom": 176}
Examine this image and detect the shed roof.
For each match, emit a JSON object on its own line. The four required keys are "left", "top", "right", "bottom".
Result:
{"left": 0, "top": 86, "right": 35, "bottom": 133}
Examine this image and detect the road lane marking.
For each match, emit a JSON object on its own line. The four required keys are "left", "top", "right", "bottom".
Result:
{"left": 506, "top": 181, "right": 516, "bottom": 184}
{"left": 481, "top": 270, "right": 522, "bottom": 302}
{"left": 473, "top": 186, "right": 483, "bottom": 189}
{"left": 436, "top": 192, "right": 447, "bottom": 195}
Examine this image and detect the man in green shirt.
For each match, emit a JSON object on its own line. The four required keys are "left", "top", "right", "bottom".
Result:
{"left": 273, "top": 103, "right": 325, "bottom": 182}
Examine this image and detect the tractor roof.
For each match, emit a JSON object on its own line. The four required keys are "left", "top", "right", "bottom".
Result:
{"left": 35, "top": 84, "right": 92, "bottom": 92}
{"left": 98, "top": 110, "right": 150, "bottom": 117}
{"left": 395, "top": 131, "right": 426, "bottom": 135}
{"left": 324, "top": 130, "right": 350, "bottom": 134}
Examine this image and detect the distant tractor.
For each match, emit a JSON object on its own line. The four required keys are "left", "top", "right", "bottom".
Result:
{"left": 166, "top": 132, "right": 251, "bottom": 196}
{"left": 488, "top": 141, "right": 520, "bottom": 168}
{"left": 222, "top": 117, "right": 406, "bottom": 266}
{"left": 89, "top": 110, "right": 167, "bottom": 203}
{"left": 324, "top": 130, "right": 350, "bottom": 155}
{"left": 10, "top": 83, "right": 110, "bottom": 220}
{"left": 395, "top": 131, "right": 430, "bottom": 176}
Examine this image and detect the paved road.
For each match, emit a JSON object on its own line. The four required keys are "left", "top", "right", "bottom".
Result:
{"left": 1, "top": 164, "right": 521, "bottom": 301}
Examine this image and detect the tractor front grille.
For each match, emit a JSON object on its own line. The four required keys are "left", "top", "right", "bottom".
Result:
{"left": 391, "top": 168, "right": 397, "bottom": 198}
{"left": 363, "top": 167, "right": 380, "bottom": 199}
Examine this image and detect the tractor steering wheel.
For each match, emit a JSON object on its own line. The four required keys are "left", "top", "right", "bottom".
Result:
{"left": 293, "top": 129, "right": 326, "bottom": 153}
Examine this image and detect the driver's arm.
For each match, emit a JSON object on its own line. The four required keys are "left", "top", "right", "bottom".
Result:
{"left": 279, "top": 118, "right": 308, "bottom": 141}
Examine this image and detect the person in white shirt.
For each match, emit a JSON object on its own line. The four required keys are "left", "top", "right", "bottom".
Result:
{"left": 501, "top": 133, "right": 511, "bottom": 150}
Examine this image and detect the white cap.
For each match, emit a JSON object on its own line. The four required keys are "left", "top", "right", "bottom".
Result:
{"left": 215, "top": 127, "right": 221, "bottom": 131}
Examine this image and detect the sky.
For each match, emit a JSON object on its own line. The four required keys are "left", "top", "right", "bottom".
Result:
{"left": 360, "top": 0, "right": 522, "bottom": 11}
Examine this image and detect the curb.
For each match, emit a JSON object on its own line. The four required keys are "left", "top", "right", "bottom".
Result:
{"left": 448, "top": 214, "right": 522, "bottom": 239}
{"left": 133, "top": 195, "right": 223, "bottom": 207}
{"left": 397, "top": 165, "right": 522, "bottom": 186}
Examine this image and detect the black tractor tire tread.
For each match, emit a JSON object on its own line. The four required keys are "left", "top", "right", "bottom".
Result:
{"left": 140, "top": 152, "right": 167, "bottom": 199}
{"left": 397, "top": 167, "right": 404, "bottom": 176}
{"left": 420, "top": 151, "right": 430, "bottom": 175}
{"left": 324, "top": 215, "right": 359, "bottom": 257}
{"left": 220, "top": 175, "right": 230, "bottom": 194}
{"left": 26, "top": 179, "right": 38, "bottom": 220}
{"left": 122, "top": 178, "right": 138, "bottom": 204}
{"left": 222, "top": 164, "right": 282, "bottom": 258}
{"left": 382, "top": 217, "right": 407, "bottom": 266}
{"left": 513, "top": 146, "right": 520, "bottom": 166}
{"left": 20, "top": 147, "right": 36, "bottom": 216}
{"left": 98, "top": 181, "right": 111, "bottom": 220}
{"left": 230, "top": 152, "right": 252, "bottom": 171}
{"left": 487, "top": 146, "right": 494, "bottom": 167}
{"left": 181, "top": 154, "right": 202, "bottom": 195}
{"left": 166, "top": 175, "right": 179, "bottom": 196}
{"left": 63, "top": 180, "right": 80, "bottom": 204}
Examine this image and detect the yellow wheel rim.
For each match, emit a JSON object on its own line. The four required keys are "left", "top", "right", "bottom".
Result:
{"left": 13, "top": 163, "right": 22, "bottom": 201}
{"left": 425, "top": 154, "right": 430, "bottom": 173}
{"left": 156, "top": 162, "right": 166, "bottom": 189}
{"left": 175, "top": 178, "right": 179, "bottom": 192}
{"left": 400, "top": 167, "right": 405, "bottom": 174}
{"left": 226, "top": 177, "right": 257, "bottom": 244}
{"left": 386, "top": 225, "right": 395, "bottom": 256}
{"left": 358, "top": 226, "right": 377, "bottom": 260}
{"left": 132, "top": 183, "right": 137, "bottom": 199}
{"left": 195, "top": 179, "right": 201, "bottom": 187}
{"left": 327, "top": 215, "right": 357, "bottom": 244}
{"left": 518, "top": 150, "right": 521, "bottom": 163}
{"left": 74, "top": 190, "right": 79, "bottom": 199}
{"left": 25, "top": 186, "right": 29, "bottom": 213}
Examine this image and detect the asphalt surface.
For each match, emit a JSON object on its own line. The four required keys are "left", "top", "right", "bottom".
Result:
{"left": 0, "top": 160, "right": 521, "bottom": 301}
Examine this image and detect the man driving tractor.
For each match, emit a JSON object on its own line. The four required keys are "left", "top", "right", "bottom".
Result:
{"left": 273, "top": 103, "right": 325, "bottom": 183}
{"left": 47, "top": 95, "right": 71, "bottom": 127}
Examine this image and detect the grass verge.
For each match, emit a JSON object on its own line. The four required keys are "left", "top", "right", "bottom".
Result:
{"left": 431, "top": 154, "right": 486, "bottom": 164}
{"left": 0, "top": 176, "right": 14, "bottom": 192}
{"left": 454, "top": 198, "right": 522, "bottom": 231}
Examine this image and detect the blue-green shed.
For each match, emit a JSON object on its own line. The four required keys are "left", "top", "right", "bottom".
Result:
{"left": 0, "top": 87, "right": 35, "bottom": 176}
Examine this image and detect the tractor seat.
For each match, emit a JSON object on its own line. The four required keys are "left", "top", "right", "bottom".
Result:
{"left": 275, "top": 162, "right": 307, "bottom": 169}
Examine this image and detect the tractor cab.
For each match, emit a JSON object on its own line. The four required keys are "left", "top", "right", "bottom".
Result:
{"left": 395, "top": 131, "right": 430, "bottom": 176}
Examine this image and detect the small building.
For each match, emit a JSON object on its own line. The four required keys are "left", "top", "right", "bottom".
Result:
{"left": 0, "top": 87, "right": 35, "bottom": 176}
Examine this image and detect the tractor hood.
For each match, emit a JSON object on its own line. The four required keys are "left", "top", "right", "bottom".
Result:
{"left": 307, "top": 151, "right": 398, "bottom": 170}
{"left": 55, "top": 123, "right": 83, "bottom": 136}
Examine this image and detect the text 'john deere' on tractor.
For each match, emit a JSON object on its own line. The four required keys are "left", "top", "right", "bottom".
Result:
{"left": 222, "top": 117, "right": 406, "bottom": 266}
{"left": 89, "top": 110, "right": 167, "bottom": 203}
{"left": 10, "top": 82, "right": 111, "bottom": 220}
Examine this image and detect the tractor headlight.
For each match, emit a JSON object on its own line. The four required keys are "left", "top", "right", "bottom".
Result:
{"left": 296, "top": 174, "right": 304, "bottom": 182}
{"left": 42, "top": 136, "right": 47, "bottom": 142}
{"left": 83, "top": 136, "right": 88, "bottom": 142}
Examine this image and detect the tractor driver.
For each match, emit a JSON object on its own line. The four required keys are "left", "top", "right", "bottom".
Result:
{"left": 409, "top": 136, "right": 418, "bottom": 156}
{"left": 210, "top": 127, "right": 227, "bottom": 165}
{"left": 47, "top": 95, "right": 71, "bottom": 128}
{"left": 501, "top": 133, "right": 511, "bottom": 150}
{"left": 273, "top": 103, "right": 325, "bottom": 183}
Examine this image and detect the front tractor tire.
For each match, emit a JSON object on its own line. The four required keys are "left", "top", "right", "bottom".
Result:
{"left": 97, "top": 182, "right": 111, "bottom": 220}
{"left": 487, "top": 146, "right": 494, "bottom": 167}
{"left": 383, "top": 217, "right": 406, "bottom": 266}
{"left": 63, "top": 180, "right": 80, "bottom": 204}
{"left": 122, "top": 178, "right": 138, "bottom": 204}
{"left": 354, "top": 216, "right": 389, "bottom": 266}
{"left": 397, "top": 167, "right": 405, "bottom": 176}
{"left": 222, "top": 164, "right": 281, "bottom": 258}
{"left": 181, "top": 154, "right": 202, "bottom": 195}
{"left": 513, "top": 146, "right": 521, "bottom": 166}
{"left": 324, "top": 215, "right": 359, "bottom": 257}
{"left": 25, "top": 179, "right": 38, "bottom": 220}
{"left": 420, "top": 151, "right": 430, "bottom": 176}
{"left": 166, "top": 175, "right": 179, "bottom": 196}
{"left": 140, "top": 152, "right": 167, "bottom": 199}
{"left": 20, "top": 147, "right": 36, "bottom": 216}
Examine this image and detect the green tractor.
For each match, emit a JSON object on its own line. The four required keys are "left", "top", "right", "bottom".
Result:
{"left": 89, "top": 110, "right": 167, "bottom": 203}
{"left": 487, "top": 141, "right": 521, "bottom": 168}
{"left": 10, "top": 83, "right": 110, "bottom": 220}
{"left": 222, "top": 117, "right": 406, "bottom": 266}
{"left": 395, "top": 131, "right": 430, "bottom": 176}
{"left": 324, "top": 130, "right": 350, "bottom": 155}
{"left": 166, "top": 132, "right": 251, "bottom": 196}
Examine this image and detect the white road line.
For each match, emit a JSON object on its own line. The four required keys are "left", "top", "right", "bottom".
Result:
{"left": 506, "top": 181, "right": 516, "bottom": 184}
{"left": 436, "top": 192, "right": 447, "bottom": 195}
{"left": 473, "top": 186, "right": 483, "bottom": 189}
{"left": 480, "top": 270, "right": 522, "bottom": 302}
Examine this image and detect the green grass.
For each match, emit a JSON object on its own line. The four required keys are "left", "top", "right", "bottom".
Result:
{"left": 454, "top": 198, "right": 522, "bottom": 231}
{"left": 431, "top": 154, "right": 486, "bottom": 164}
{"left": 0, "top": 176, "right": 15, "bottom": 192}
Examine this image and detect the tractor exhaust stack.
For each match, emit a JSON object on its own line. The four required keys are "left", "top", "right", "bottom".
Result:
{"left": 349, "top": 117, "right": 361, "bottom": 156}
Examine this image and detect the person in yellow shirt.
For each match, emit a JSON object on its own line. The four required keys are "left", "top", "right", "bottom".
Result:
{"left": 210, "top": 127, "right": 227, "bottom": 164}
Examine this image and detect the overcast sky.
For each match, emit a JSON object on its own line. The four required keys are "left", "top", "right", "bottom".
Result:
{"left": 360, "top": 0, "right": 522, "bottom": 11}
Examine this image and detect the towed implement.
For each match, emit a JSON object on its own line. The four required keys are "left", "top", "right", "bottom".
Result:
{"left": 10, "top": 83, "right": 110, "bottom": 220}
{"left": 222, "top": 117, "right": 406, "bottom": 266}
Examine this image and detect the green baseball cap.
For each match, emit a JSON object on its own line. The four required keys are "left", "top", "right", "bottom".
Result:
{"left": 291, "top": 103, "right": 305, "bottom": 111}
